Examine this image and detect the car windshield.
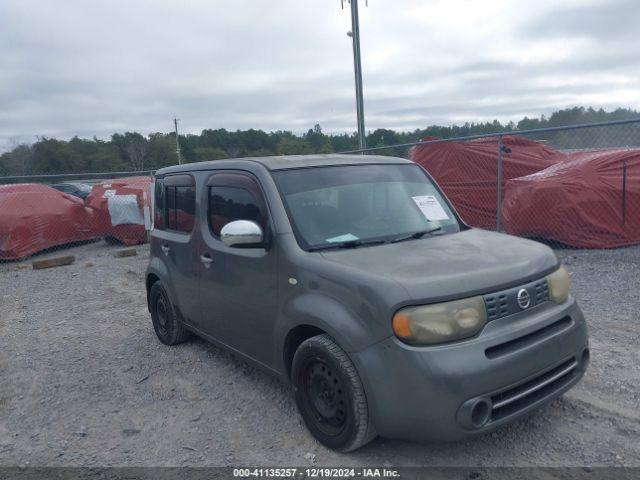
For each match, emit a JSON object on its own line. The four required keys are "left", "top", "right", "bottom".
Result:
{"left": 272, "top": 164, "right": 461, "bottom": 250}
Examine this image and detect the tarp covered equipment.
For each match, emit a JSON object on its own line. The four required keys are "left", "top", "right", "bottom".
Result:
{"left": 409, "top": 136, "right": 563, "bottom": 229}
{"left": 85, "top": 177, "right": 152, "bottom": 245}
{"left": 0, "top": 184, "right": 98, "bottom": 260}
{"left": 503, "top": 149, "right": 640, "bottom": 248}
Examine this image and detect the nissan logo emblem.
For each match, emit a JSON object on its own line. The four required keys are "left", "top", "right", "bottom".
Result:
{"left": 517, "top": 288, "right": 531, "bottom": 309}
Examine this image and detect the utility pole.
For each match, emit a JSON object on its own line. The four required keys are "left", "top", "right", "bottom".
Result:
{"left": 173, "top": 117, "right": 182, "bottom": 164}
{"left": 343, "top": 0, "right": 367, "bottom": 151}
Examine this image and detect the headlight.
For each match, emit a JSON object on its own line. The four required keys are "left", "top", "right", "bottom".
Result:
{"left": 392, "top": 296, "right": 487, "bottom": 345}
{"left": 546, "top": 266, "right": 570, "bottom": 304}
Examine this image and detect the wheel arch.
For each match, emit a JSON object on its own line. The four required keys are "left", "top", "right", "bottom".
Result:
{"left": 145, "top": 273, "right": 161, "bottom": 311}
{"left": 283, "top": 324, "right": 326, "bottom": 380}
{"left": 145, "top": 253, "right": 173, "bottom": 310}
{"left": 278, "top": 292, "right": 381, "bottom": 380}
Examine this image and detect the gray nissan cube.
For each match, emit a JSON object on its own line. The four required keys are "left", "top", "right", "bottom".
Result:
{"left": 146, "top": 154, "right": 589, "bottom": 452}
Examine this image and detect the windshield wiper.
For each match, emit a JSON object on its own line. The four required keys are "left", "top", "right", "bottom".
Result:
{"left": 308, "top": 238, "right": 387, "bottom": 252}
{"left": 390, "top": 226, "right": 442, "bottom": 244}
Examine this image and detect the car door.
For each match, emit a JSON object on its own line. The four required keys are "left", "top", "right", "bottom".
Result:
{"left": 152, "top": 174, "right": 201, "bottom": 324}
{"left": 198, "top": 171, "right": 278, "bottom": 367}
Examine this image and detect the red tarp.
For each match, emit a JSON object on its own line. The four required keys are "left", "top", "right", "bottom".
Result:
{"left": 0, "top": 184, "right": 98, "bottom": 260}
{"left": 502, "top": 149, "right": 640, "bottom": 248}
{"left": 409, "top": 136, "right": 563, "bottom": 229}
{"left": 85, "top": 177, "right": 152, "bottom": 246}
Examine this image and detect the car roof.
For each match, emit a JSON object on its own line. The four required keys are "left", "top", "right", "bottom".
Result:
{"left": 155, "top": 154, "right": 413, "bottom": 176}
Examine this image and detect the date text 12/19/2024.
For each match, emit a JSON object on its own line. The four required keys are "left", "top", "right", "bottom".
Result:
{"left": 233, "top": 468, "right": 401, "bottom": 478}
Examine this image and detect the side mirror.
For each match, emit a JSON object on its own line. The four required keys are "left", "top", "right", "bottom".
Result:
{"left": 220, "top": 220, "right": 264, "bottom": 247}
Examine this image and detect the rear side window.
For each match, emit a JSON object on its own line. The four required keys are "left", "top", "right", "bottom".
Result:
{"left": 155, "top": 175, "right": 196, "bottom": 233}
{"left": 207, "top": 173, "right": 267, "bottom": 238}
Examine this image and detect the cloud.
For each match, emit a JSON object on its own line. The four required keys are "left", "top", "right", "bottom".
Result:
{"left": 524, "top": 0, "right": 640, "bottom": 41}
{"left": 0, "top": 0, "right": 638, "bottom": 152}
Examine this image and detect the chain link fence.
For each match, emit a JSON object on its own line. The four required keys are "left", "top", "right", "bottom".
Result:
{"left": 0, "top": 172, "right": 154, "bottom": 261}
{"left": 1, "top": 119, "right": 639, "bottom": 260}
{"left": 342, "top": 118, "right": 640, "bottom": 249}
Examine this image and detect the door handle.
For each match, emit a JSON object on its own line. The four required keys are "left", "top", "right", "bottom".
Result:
{"left": 161, "top": 244, "right": 170, "bottom": 255}
{"left": 200, "top": 253, "right": 213, "bottom": 268}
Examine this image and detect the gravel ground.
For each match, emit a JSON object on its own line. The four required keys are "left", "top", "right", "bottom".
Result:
{"left": 0, "top": 240, "right": 639, "bottom": 467}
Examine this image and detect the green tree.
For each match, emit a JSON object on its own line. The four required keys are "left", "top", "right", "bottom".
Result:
{"left": 276, "top": 135, "right": 313, "bottom": 155}
{"left": 0, "top": 143, "right": 34, "bottom": 175}
{"left": 2, "top": 106, "right": 638, "bottom": 176}
{"left": 145, "top": 133, "right": 179, "bottom": 168}
{"left": 193, "top": 147, "right": 228, "bottom": 161}
{"left": 111, "top": 132, "right": 149, "bottom": 170}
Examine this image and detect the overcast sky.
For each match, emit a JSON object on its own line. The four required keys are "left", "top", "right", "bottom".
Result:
{"left": 1, "top": 0, "right": 639, "bottom": 151}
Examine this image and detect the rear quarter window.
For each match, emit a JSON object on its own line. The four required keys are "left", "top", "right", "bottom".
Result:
{"left": 155, "top": 175, "right": 196, "bottom": 233}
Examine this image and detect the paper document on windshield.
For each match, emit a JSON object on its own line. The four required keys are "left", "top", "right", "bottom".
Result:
{"left": 412, "top": 195, "right": 449, "bottom": 221}
{"left": 326, "top": 233, "right": 359, "bottom": 243}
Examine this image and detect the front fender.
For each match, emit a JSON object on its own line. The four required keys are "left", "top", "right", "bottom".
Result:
{"left": 273, "top": 292, "right": 388, "bottom": 373}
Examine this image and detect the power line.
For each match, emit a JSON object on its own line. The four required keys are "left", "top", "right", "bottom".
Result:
{"left": 173, "top": 117, "right": 182, "bottom": 164}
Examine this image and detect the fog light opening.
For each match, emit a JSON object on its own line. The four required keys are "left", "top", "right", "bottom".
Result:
{"left": 471, "top": 399, "right": 491, "bottom": 428}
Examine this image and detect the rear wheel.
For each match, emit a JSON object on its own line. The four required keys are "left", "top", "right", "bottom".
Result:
{"left": 149, "top": 282, "right": 191, "bottom": 345}
{"left": 292, "top": 334, "right": 376, "bottom": 452}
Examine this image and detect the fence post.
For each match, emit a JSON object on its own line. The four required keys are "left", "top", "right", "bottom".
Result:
{"left": 622, "top": 159, "right": 627, "bottom": 226}
{"left": 496, "top": 135, "right": 503, "bottom": 231}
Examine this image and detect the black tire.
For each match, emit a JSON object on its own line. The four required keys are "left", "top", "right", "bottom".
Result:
{"left": 292, "top": 334, "right": 376, "bottom": 452}
{"left": 149, "top": 282, "right": 191, "bottom": 345}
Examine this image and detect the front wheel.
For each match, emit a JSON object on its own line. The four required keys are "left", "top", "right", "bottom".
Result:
{"left": 292, "top": 334, "right": 376, "bottom": 452}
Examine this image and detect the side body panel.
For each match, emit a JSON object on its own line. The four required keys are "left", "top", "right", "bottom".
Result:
{"left": 197, "top": 166, "right": 280, "bottom": 368}
{"left": 147, "top": 175, "right": 200, "bottom": 324}
{"left": 151, "top": 228, "right": 200, "bottom": 322}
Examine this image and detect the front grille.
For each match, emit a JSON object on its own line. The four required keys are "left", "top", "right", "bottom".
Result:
{"left": 484, "top": 278, "right": 550, "bottom": 322}
{"left": 490, "top": 357, "right": 578, "bottom": 421}
{"left": 534, "top": 281, "right": 550, "bottom": 304}
{"left": 485, "top": 294, "right": 509, "bottom": 320}
{"left": 485, "top": 316, "right": 573, "bottom": 359}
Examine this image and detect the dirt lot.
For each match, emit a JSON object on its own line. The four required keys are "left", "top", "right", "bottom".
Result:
{"left": 1, "top": 240, "right": 639, "bottom": 467}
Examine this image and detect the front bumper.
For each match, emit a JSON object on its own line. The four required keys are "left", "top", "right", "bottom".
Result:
{"left": 351, "top": 297, "right": 589, "bottom": 442}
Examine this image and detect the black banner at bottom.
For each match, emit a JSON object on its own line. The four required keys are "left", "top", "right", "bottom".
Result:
{"left": 0, "top": 467, "right": 639, "bottom": 480}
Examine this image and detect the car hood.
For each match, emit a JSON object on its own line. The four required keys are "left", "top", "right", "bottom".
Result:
{"left": 319, "top": 228, "right": 558, "bottom": 303}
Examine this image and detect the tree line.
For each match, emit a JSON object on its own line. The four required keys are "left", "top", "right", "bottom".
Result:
{"left": 1, "top": 106, "right": 638, "bottom": 176}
